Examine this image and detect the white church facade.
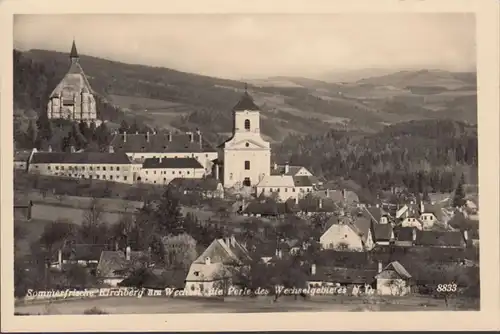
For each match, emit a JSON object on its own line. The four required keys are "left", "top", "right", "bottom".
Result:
{"left": 217, "top": 89, "right": 271, "bottom": 189}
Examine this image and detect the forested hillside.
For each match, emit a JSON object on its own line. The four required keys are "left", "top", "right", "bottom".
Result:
{"left": 274, "top": 119, "right": 478, "bottom": 195}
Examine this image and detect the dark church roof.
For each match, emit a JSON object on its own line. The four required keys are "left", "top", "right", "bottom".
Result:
{"left": 142, "top": 157, "right": 203, "bottom": 169}
{"left": 30, "top": 152, "right": 132, "bottom": 165}
{"left": 232, "top": 91, "right": 260, "bottom": 112}
{"left": 70, "top": 40, "right": 79, "bottom": 59}
{"left": 110, "top": 133, "right": 216, "bottom": 153}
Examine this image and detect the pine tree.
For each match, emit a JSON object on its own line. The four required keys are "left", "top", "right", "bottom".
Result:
{"left": 452, "top": 173, "right": 466, "bottom": 208}
{"left": 155, "top": 186, "right": 184, "bottom": 236}
{"left": 25, "top": 120, "right": 37, "bottom": 149}
{"left": 118, "top": 120, "right": 129, "bottom": 134}
{"left": 35, "top": 111, "right": 52, "bottom": 141}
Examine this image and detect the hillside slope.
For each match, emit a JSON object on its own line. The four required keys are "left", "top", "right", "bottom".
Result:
{"left": 17, "top": 49, "right": 477, "bottom": 143}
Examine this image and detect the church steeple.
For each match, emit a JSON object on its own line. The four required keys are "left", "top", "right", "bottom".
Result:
{"left": 232, "top": 83, "right": 260, "bottom": 112}
{"left": 70, "top": 39, "right": 79, "bottom": 62}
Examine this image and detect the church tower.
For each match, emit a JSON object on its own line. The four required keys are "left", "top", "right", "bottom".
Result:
{"left": 47, "top": 39, "right": 97, "bottom": 123}
{"left": 219, "top": 85, "right": 271, "bottom": 189}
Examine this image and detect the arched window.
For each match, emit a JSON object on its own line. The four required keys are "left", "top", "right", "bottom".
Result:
{"left": 244, "top": 119, "right": 251, "bottom": 130}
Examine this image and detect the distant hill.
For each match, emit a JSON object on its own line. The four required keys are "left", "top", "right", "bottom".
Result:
{"left": 15, "top": 49, "right": 477, "bottom": 144}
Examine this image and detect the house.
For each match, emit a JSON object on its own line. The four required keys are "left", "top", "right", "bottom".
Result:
{"left": 415, "top": 231, "right": 467, "bottom": 248}
{"left": 363, "top": 205, "right": 393, "bottom": 225}
{"left": 372, "top": 224, "right": 394, "bottom": 246}
{"left": 14, "top": 151, "right": 31, "bottom": 171}
{"left": 109, "top": 130, "right": 218, "bottom": 173}
{"left": 169, "top": 178, "right": 225, "bottom": 199}
{"left": 255, "top": 175, "right": 314, "bottom": 202}
{"left": 47, "top": 40, "right": 98, "bottom": 123}
{"left": 138, "top": 157, "right": 206, "bottom": 184}
{"left": 27, "top": 149, "right": 141, "bottom": 184}
{"left": 312, "top": 188, "right": 359, "bottom": 206}
{"left": 319, "top": 216, "right": 374, "bottom": 251}
{"left": 270, "top": 163, "right": 322, "bottom": 186}
{"left": 297, "top": 196, "right": 337, "bottom": 215}
{"left": 307, "top": 264, "right": 378, "bottom": 291}
{"left": 53, "top": 243, "right": 110, "bottom": 270}
{"left": 184, "top": 236, "right": 252, "bottom": 296}
{"left": 393, "top": 227, "right": 417, "bottom": 247}
{"left": 96, "top": 247, "right": 150, "bottom": 286}
{"left": 374, "top": 261, "right": 412, "bottom": 296}
{"left": 242, "top": 198, "right": 298, "bottom": 218}
{"left": 395, "top": 202, "right": 420, "bottom": 220}
{"left": 14, "top": 199, "right": 32, "bottom": 221}
{"left": 400, "top": 215, "right": 423, "bottom": 230}
{"left": 419, "top": 202, "right": 443, "bottom": 228}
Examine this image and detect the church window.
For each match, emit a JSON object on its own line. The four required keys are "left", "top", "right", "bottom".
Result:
{"left": 244, "top": 160, "right": 250, "bottom": 170}
{"left": 245, "top": 142, "right": 250, "bottom": 147}
{"left": 244, "top": 119, "right": 251, "bottom": 130}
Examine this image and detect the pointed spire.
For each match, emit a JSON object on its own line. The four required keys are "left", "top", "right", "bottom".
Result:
{"left": 70, "top": 39, "right": 79, "bottom": 61}
{"left": 244, "top": 82, "right": 248, "bottom": 93}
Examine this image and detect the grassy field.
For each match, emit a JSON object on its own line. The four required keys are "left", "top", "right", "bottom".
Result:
{"left": 14, "top": 294, "right": 478, "bottom": 315}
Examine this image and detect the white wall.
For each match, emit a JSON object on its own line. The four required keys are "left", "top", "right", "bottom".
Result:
{"left": 256, "top": 185, "right": 313, "bottom": 202}
{"left": 320, "top": 224, "right": 365, "bottom": 251}
{"left": 223, "top": 149, "right": 270, "bottom": 188}
{"left": 138, "top": 167, "right": 205, "bottom": 185}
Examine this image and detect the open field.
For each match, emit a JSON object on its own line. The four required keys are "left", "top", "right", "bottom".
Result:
{"left": 14, "top": 294, "right": 478, "bottom": 315}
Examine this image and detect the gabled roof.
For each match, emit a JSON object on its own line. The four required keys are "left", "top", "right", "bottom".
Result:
{"left": 109, "top": 133, "right": 216, "bottom": 154}
{"left": 309, "top": 266, "right": 378, "bottom": 284}
{"left": 194, "top": 237, "right": 251, "bottom": 266}
{"left": 232, "top": 91, "right": 260, "bottom": 112}
{"left": 375, "top": 261, "right": 412, "bottom": 280}
{"left": 30, "top": 152, "right": 133, "bottom": 165}
{"left": 271, "top": 165, "right": 303, "bottom": 176}
{"left": 372, "top": 224, "right": 393, "bottom": 241}
{"left": 363, "top": 206, "right": 383, "bottom": 223}
{"left": 169, "top": 178, "right": 221, "bottom": 191}
{"left": 14, "top": 151, "right": 31, "bottom": 162}
{"left": 142, "top": 157, "right": 203, "bottom": 169}
{"left": 243, "top": 199, "right": 296, "bottom": 216}
{"left": 62, "top": 243, "right": 110, "bottom": 262}
{"left": 70, "top": 40, "right": 79, "bottom": 59}
{"left": 421, "top": 203, "right": 443, "bottom": 221}
{"left": 349, "top": 216, "right": 372, "bottom": 244}
{"left": 415, "top": 231, "right": 465, "bottom": 247}
{"left": 96, "top": 250, "right": 148, "bottom": 278}
{"left": 292, "top": 175, "right": 314, "bottom": 187}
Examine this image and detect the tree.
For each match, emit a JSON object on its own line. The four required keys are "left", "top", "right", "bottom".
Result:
{"left": 36, "top": 111, "right": 52, "bottom": 142}
{"left": 118, "top": 120, "right": 130, "bottom": 134}
{"left": 39, "top": 219, "right": 76, "bottom": 254}
{"left": 80, "top": 197, "right": 106, "bottom": 244}
{"left": 453, "top": 174, "right": 466, "bottom": 208}
{"left": 155, "top": 186, "right": 184, "bottom": 235}
{"left": 25, "top": 120, "right": 37, "bottom": 148}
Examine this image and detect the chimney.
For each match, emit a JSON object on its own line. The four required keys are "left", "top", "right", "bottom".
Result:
{"left": 187, "top": 132, "right": 194, "bottom": 142}
{"left": 205, "top": 256, "right": 211, "bottom": 265}
{"left": 420, "top": 201, "right": 425, "bottom": 213}
{"left": 412, "top": 228, "right": 417, "bottom": 242}
{"left": 126, "top": 246, "right": 131, "bottom": 261}
{"left": 378, "top": 261, "right": 383, "bottom": 274}
{"left": 295, "top": 196, "right": 299, "bottom": 205}
{"left": 114, "top": 241, "right": 119, "bottom": 251}
{"left": 58, "top": 249, "right": 63, "bottom": 270}
{"left": 311, "top": 263, "right": 317, "bottom": 275}
{"left": 319, "top": 198, "right": 323, "bottom": 209}
{"left": 273, "top": 162, "right": 278, "bottom": 170}
{"left": 123, "top": 131, "right": 127, "bottom": 143}
{"left": 136, "top": 131, "right": 139, "bottom": 135}
{"left": 108, "top": 145, "right": 114, "bottom": 153}
{"left": 285, "top": 163, "right": 290, "bottom": 174}
{"left": 342, "top": 189, "right": 347, "bottom": 200}
{"left": 376, "top": 203, "right": 380, "bottom": 208}
{"left": 168, "top": 132, "right": 172, "bottom": 142}
{"left": 70, "top": 146, "right": 75, "bottom": 153}
{"left": 146, "top": 131, "right": 150, "bottom": 143}
{"left": 48, "top": 145, "right": 52, "bottom": 152}
{"left": 326, "top": 189, "right": 330, "bottom": 198}
{"left": 215, "top": 164, "right": 220, "bottom": 180}
{"left": 159, "top": 157, "right": 162, "bottom": 163}
{"left": 278, "top": 249, "right": 283, "bottom": 259}
{"left": 463, "top": 229, "right": 468, "bottom": 241}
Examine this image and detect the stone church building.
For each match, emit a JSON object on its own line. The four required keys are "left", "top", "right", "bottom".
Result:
{"left": 217, "top": 88, "right": 271, "bottom": 188}
{"left": 47, "top": 40, "right": 98, "bottom": 123}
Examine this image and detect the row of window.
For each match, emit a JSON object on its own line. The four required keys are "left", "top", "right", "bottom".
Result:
{"left": 53, "top": 172, "right": 128, "bottom": 181}
{"left": 133, "top": 154, "right": 211, "bottom": 159}
{"left": 45, "top": 165, "right": 124, "bottom": 171}
{"left": 144, "top": 170, "right": 194, "bottom": 175}
{"left": 261, "top": 187, "right": 312, "bottom": 193}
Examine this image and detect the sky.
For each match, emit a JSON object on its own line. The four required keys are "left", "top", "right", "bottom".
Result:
{"left": 13, "top": 14, "right": 476, "bottom": 80}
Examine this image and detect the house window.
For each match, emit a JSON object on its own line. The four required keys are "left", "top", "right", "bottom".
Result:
{"left": 47, "top": 166, "right": 51, "bottom": 170}
{"left": 117, "top": 167, "right": 120, "bottom": 171}
{"left": 244, "top": 119, "right": 251, "bottom": 130}
{"left": 110, "top": 175, "right": 113, "bottom": 180}
{"left": 61, "top": 166, "right": 65, "bottom": 170}
{"left": 178, "top": 171, "right": 181, "bottom": 174}
{"left": 285, "top": 188, "right": 288, "bottom": 192}
{"left": 146, "top": 171, "right": 148, "bottom": 175}
{"left": 172, "top": 171, "right": 175, "bottom": 174}
{"left": 110, "top": 166, "right": 114, "bottom": 171}
{"left": 55, "top": 166, "right": 59, "bottom": 170}
{"left": 292, "top": 188, "right": 296, "bottom": 192}
{"left": 102, "top": 175, "right": 106, "bottom": 179}
{"left": 89, "top": 167, "right": 93, "bottom": 171}
{"left": 97, "top": 166, "right": 100, "bottom": 171}
{"left": 123, "top": 176, "right": 127, "bottom": 181}
{"left": 154, "top": 171, "right": 157, "bottom": 175}
{"left": 82, "top": 166, "right": 85, "bottom": 171}
{"left": 244, "top": 160, "right": 250, "bottom": 170}
{"left": 187, "top": 171, "right": 190, "bottom": 175}
{"left": 164, "top": 178, "right": 166, "bottom": 182}
{"left": 103, "top": 167, "right": 107, "bottom": 171}
{"left": 96, "top": 175, "right": 100, "bottom": 179}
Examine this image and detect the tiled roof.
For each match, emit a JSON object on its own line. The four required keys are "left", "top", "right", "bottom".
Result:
{"left": 394, "top": 227, "right": 415, "bottom": 242}
{"left": 292, "top": 176, "right": 314, "bottom": 187}
{"left": 271, "top": 165, "right": 303, "bottom": 176}
{"left": 313, "top": 189, "right": 360, "bottom": 204}
{"left": 30, "top": 152, "right": 132, "bottom": 165}
{"left": 185, "top": 262, "right": 235, "bottom": 282}
{"left": 421, "top": 203, "right": 443, "bottom": 221}
{"left": 243, "top": 200, "right": 297, "bottom": 216}
{"left": 169, "top": 178, "right": 221, "bottom": 191}
{"left": 110, "top": 133, "right": 216, "bottom": 153}
{"left": 375, "top": 261, "right": 412, "bottom": 280}
{"left": 232, "top": 91, "right": 260, "bottom": 112}
{"left": 142, "top": 157, "right": 203, "bottom": 169}
{"left": 309, "top": 266, "right": 378, "bottom": 284}
{"left": 364, "top": 206, "right": 383, "bottom": 223}
{"left": 96, "top": 250, "right": 148, "bottom": 278}
{"left": 257, "top": 175, "right": 295, "bottom": 188}
{"left": 350, "top": 216, "right": 372, "bottom": 244}
{"left": 299, "top": 197, "right": 336, "bottom": 213}
{"left": 61, "top": 244, "right": 110, "bottom": 262}
{"left": 373, "top": 224, "right": 393, "bottom": 241}
{"left": 415, "top": 231, "right": 465, "bottom": 247}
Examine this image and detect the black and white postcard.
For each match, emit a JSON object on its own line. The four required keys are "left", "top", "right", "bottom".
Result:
{"left": 1, "top": 0, "right": 499, "bottom": 331}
